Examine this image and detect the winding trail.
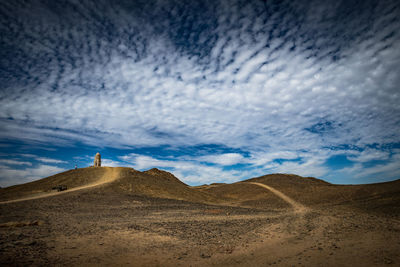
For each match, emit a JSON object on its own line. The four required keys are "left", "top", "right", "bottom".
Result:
{"left": 0, "top": 167, "right": 121, "bottom": 204}
{"left": 248, "top": 182, "right": 308, "bottom": 213}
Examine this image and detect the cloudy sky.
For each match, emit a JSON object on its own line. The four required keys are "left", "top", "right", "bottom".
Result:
{"left": 1, "top": 0, "right": 399, "bottom": 187}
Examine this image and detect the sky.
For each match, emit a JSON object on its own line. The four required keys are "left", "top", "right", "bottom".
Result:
{"left": 0, "top": 0, "right": 400, "bottom": 187}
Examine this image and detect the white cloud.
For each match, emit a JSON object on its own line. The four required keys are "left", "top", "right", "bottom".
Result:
{"left": 246, "top": 151, "right": 300, "bottom": 166}
{"left": 339, "top": 153, "right": 400, "bottom": 181}
{"left": 0, "top": 165, "right": 66, "bottom": 187}
{"left": 196, "top": 153, "right": 245, "bottom": 166}
{"left": 36, "top": 157, "right": 67, "bottom": 164}
{"left": 1, "top": 0, "right": 398, "bottom": 152}
{"left": 0, "top": 0, "right": 399, "bottom": 184}
{"left": 0, "top": 159, "right": 32, "bottom": 166}
{"left": 268, "top": 158, "right": 330, "bottom": 178}
{"left": 118, "top": 153, "right": 249, "bottom": 185}
{"left": 101, "top": 158, "right": 126, "bottom": 167}
{"left": 29, "top": 165, "right": 66, "bottom": 178}
{"left": 347, "top": 149, "right": 390, "bottom": 163}
{"left": 117, "top": 151, "right": 331, "bottom": 185}
{"left": 19, "top": 154, "right": 36, "bottom": 158}
{"left": 119, "top": 154, "right": 173, "bottom": 170}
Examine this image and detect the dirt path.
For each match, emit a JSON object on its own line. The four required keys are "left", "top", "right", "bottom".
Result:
{"left": 248, "top": 182, "right": 308, "bottom": 213}
{"left": 0, "top": 167, "right": 121, "bottom": 204}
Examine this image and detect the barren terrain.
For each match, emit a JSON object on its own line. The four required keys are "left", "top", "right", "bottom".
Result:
{"left": 0, "top": 167, "right": 399, "bottom": 266}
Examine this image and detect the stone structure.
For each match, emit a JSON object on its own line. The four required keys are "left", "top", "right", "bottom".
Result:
{"left": 94, "top": 152, "right": 101, "bottom": 167}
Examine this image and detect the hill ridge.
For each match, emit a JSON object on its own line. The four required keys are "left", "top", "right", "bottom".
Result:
{"left": 1, "top": 167, "right": 400, "bottom": 212}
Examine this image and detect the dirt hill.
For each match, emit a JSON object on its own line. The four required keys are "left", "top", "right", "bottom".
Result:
{"left": 1, "top": 167, "right": 400, "bottom": 266}
{"left": 243, "top": 174, "right": 400, "bottom": 214}
{"left": 195, "top": 174, "right": 329, "bottom": 210}
{"left": 195, "top": 173, "right": 400, "bottom": 214}
{"left": 0, "top": 167, "right": 114, "bottom": 202}
{"left": 106, "top": 167, "right": 220, "bottom": 203}
{"left": 1, "top": 168, "right": 399, "bottom": 214}
{"left": 0, "top": 167, "right": 219, "bottom": 204}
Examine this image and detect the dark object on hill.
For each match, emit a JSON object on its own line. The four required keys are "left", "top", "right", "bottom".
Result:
{"left": 52, "top": 185, "right": 67, "bottom": 192}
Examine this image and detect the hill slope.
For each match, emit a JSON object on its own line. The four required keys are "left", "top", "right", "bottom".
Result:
{"left": 195, "top": 174, "right": 329, "bottom": 210}
{"left": 195, "top": 173, "right": 400, "bottom": 214}
{"left": 1, "top": 168, "right": 399, "bottom": 214}
{"left": 0, "top": 167, "right": 117, "bottom": 202}
{"left": 243, "top": 174, "right": 400, "bottom": 214}
{"left": 105, "top": 168, "right": 221, "bottom": 203}
{"left": 1, "top": 168, "right": 399, "bottom": 266}
{"left": 0, "top": 167, "right": 219, "bottom": 204}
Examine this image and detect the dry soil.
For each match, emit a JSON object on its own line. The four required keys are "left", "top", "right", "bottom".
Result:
{"left": 0, "top": 167, "right": 399, "bottom": 266}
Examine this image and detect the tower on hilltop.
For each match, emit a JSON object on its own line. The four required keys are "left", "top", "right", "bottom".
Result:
{"left": 94, "top": 152, "right": 101, "bottom": 167}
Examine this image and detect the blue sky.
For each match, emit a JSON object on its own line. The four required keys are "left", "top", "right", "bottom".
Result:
{"left": 0, "top": 0, "right": 400, "bottom": 187}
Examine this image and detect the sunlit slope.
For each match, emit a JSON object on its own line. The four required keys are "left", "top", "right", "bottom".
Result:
{"left": 0, "top": 167, "right": 118, "bottom": 202}
{"left": 0, "top": 167, "right": 220, "bottom": 204}
{"left": 107, "top": 168, "right": 221, "bottom": 203}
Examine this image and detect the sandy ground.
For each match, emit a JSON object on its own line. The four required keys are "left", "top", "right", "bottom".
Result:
{"left": 0, "top": 170, "right": 399, "bottom": 266}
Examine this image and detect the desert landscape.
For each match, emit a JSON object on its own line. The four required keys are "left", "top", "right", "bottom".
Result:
{"left": 0, "top": 167, "right": 399, "bottom": 266}
{"left": 1, "top": 0, "right": 400, "bottom": 266}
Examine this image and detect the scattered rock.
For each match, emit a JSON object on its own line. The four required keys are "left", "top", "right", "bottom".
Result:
{"left": 200, "top": 253, "right": 211, "bottom": 258}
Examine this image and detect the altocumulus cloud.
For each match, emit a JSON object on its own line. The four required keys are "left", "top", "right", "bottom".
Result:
{"left": 0, "top": 0, "right": 399, "bottom": 186}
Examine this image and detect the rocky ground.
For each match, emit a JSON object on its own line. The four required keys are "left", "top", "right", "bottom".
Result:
{"left": 1, "top": 188, "right": 399, "bottom": 266}
{"left": 0, "top": 168, "right": 399, "bottom": 266}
